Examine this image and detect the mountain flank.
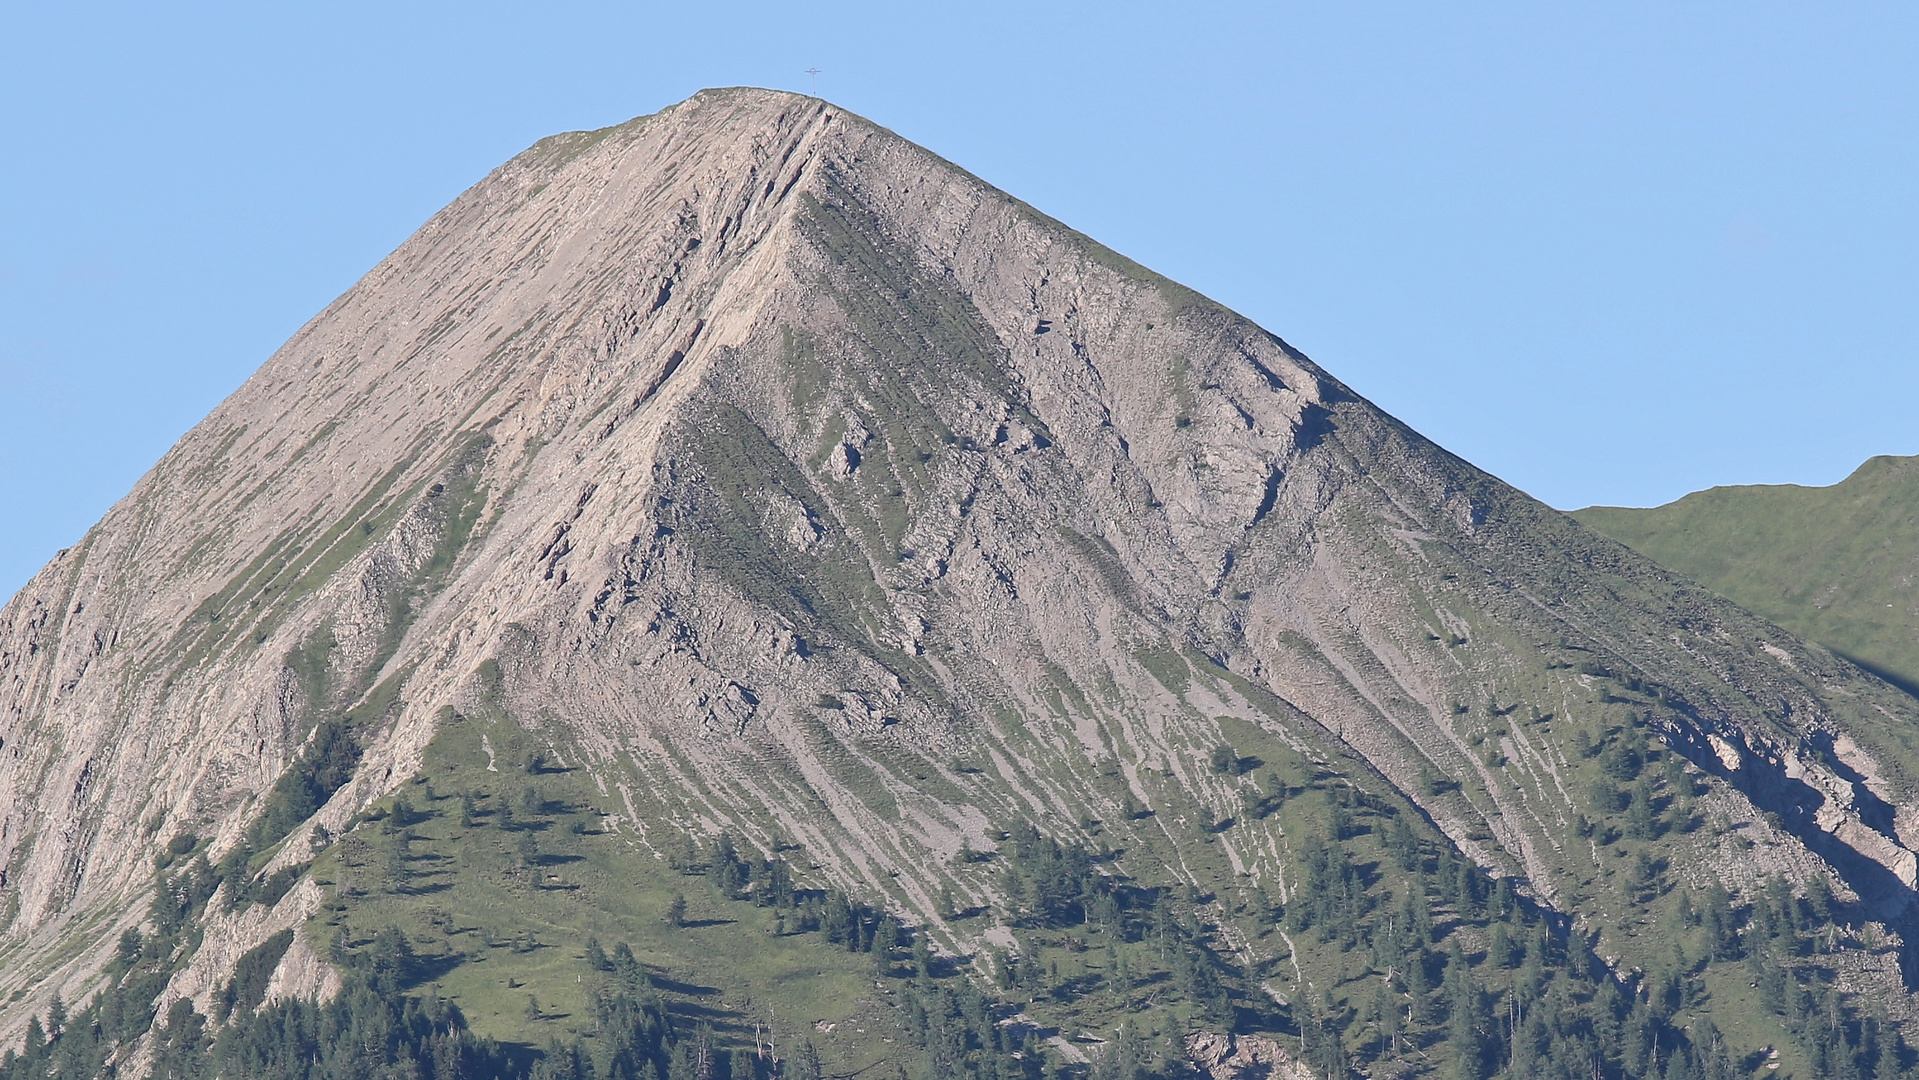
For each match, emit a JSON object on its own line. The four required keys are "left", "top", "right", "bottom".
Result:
{"left": 4, "top": 88, "right": 1919, "bottom": 1079}
{"left": 1578, "top": 454, "right": 1919, "bottom": 697}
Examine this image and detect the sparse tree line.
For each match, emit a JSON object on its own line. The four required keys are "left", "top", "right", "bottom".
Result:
{"left": 7, "top": 708, "right": 1913, "bottom": 1080}
{"left": 978, "top": 731, "right": 1919, "bottom": 1080}
{"left": 0, "top": 855, "right": 508, "bottom": 1080}
{"left": 1200, "top": 739, "right": 1915, "bottom": 1080}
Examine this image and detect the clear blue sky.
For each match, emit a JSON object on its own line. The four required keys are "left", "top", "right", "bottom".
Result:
{"left": 3, "top": 2, "right": 1915, "bottom": 598}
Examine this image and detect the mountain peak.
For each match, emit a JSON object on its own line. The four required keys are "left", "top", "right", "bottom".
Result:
{"left": 5, "top": 90, "right": 1919, "bottom": 1077}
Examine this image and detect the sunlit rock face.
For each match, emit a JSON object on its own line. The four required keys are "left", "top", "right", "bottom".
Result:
{"left": 6, "top": 87, "right": 1919, "bottom": 1042}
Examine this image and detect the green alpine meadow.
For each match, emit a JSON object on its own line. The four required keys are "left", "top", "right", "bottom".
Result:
{"left": 1578, "top": 454, "right": 1919, "bottom": 698}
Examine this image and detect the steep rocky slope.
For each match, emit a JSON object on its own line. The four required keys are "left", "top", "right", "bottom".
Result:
{"left": 1579, "top": 454, "right": 1919, "bottom": 696}
{"left": 5, "top": 88, "right": 1919, "bottom": 1076}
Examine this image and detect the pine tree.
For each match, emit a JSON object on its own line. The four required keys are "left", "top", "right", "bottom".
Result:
{"left": 1209, "top": 744, "right": 1238, "bottom": 775}
{"left": 1702, "top": 883, "right": 1737, "bottom": 961}
{"left": 1445, "top": 944, "right": 1487, "bottom": 1080}
{"left": 46, "top": 993, "right": 66, "bottom": 1040}
{"left": 1488, "top": 924, "right": 1514, "bottom": 970}
{"left": 1092, "top": 1022, "right": 1144, "bottom": 1080}
{"left": 794, "top": 1038, "right": 823, "bottom": 1080}
{"left": 1407, "top": 949, "right": 1434, "bottom": 1027}
{"left": 1626, "top": 775, "right": 1659, "bottom": 839}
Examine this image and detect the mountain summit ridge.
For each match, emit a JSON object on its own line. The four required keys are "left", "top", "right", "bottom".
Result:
{"left": 0, "top": 82, "right": 1332, "bottom": 1006}
{"left": 5, "top": 88, "right": 1919, "bottom": 1076}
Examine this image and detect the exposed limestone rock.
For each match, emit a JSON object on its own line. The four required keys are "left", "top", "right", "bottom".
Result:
{"left": 157, "top": 878, "right": 329, "bottom": 1018}
{"left": 4, "top": 87, "right": 1919, "bottom": 1046}
{"left": 1709, "top": 733, "right": 1745, "bottom": 772}
{"left": 1186, "top": 1031, "right": 1314, "bottom": 1080}
{"left": 262, "top": 925, "right": 342, "bottom": 1008}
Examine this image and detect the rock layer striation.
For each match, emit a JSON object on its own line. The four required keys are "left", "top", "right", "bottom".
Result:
{"left": 5, "top": 88, "right": 1919, "bottom": 1048}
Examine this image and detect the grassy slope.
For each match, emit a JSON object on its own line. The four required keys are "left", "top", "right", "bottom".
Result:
{"left": 1575, "top": 454, "right": 1919, "bottom": 695}
{"left": 311, "top": 701, "right": 1290, "bottom": 1072}
{"left": 311, "top": 716, "right": 911, "bottom": 1076}
{"left": 292, "top": 663, "right": 1826, "bottom": 1078}
{"left": 315, "top": 709, "right": 1267, "bottom": 1075}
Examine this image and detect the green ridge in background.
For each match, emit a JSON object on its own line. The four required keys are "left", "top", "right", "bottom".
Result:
{"left": 1576, "top": 454, "right": 1919, "bottom": 696}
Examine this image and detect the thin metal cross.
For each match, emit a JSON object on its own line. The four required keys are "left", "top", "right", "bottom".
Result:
{"left": 805, "top": 67, "right": 821, "bottom": 96}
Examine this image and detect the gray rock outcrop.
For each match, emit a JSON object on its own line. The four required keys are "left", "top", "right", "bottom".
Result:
{"left": 4, "top": 88, "right": 1919, "bottom": 1049}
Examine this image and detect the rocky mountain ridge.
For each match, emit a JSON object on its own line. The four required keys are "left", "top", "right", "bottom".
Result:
{"left": 4, "top": 88, "right": 1919, "bottom": 1077}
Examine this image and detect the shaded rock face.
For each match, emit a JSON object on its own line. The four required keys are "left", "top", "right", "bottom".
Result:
{"left": 4, "top": 87, "right": 1919, "bottom": 1037}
